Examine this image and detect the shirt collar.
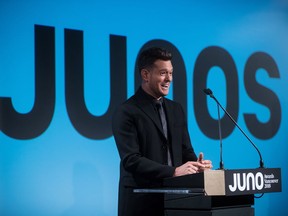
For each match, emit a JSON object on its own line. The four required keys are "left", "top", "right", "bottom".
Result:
{"left": 139, "top": 87, "right": 163, "bottom": 102}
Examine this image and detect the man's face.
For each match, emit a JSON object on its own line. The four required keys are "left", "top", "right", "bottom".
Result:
{"left": 142, "top": 59, "right": 173, "bottom": 99}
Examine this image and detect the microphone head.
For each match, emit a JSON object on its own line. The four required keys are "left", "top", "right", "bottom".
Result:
{"left": 203, "top": 88, "right": 213, "bottom": 96}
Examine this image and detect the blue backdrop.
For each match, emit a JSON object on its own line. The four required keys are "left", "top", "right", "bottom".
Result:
{"left": 1, "top": 0, "right": 287, "bottom": 215}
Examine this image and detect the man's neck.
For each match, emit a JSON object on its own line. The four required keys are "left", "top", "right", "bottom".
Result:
{"left": 141, "top": 84, "right": 162, "bottom": 100}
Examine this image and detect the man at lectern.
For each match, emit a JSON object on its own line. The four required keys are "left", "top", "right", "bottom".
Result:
{"left": 112, "top": 47, "right": 212, "bottom": 216}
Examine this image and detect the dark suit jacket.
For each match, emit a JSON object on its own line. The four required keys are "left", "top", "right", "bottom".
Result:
{"left": 112, "top": 87, "right": 197, "bottom": 216}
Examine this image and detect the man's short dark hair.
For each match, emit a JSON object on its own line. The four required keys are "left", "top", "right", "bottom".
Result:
{"left": 137, "top": 47, "right": 172, "bottom": 73}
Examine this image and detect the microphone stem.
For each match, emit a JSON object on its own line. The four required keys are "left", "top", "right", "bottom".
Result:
{"left": 217, "top": 104, "right": 224, "bottom": 170}
{"left": 211, "top": 95, "right": 264, "bottom": 168}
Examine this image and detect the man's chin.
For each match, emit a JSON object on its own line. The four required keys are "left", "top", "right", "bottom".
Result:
{"left": 161, "top": 91, "right": 169, "bottom": 96}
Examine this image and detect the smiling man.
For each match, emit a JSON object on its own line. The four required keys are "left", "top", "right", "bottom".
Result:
{"left": 112, "top": 47, "right": 212, "bottom": 216}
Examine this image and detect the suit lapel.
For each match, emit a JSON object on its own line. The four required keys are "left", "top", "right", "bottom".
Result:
{"left": 134, "top": 88, "right": 178, "bottom": 164}
{"left": 134, "top": 89, "right": 166, "bottom": 138}
{"left": 163, "top": 98, "right": 174, "bottom": 140}
{"left": 163, "top": 98, "right": 176, "bottom": 164}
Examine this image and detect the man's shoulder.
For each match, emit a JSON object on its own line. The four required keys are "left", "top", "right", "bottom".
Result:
{"left": 114, "top": 94, "right": 138, "bottom": 114}
{"left": 119, "top": 88, "right": 145, "bottom": 107}
{"left": 121, "top": 94, "right": 138, "bottom": 106}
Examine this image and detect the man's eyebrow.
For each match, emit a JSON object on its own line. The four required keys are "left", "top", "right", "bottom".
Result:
{"left": 159, "top": 68, "right": 173, "bottom": 71}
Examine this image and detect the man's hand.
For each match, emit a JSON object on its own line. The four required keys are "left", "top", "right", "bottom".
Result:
{"left": 173, "top": 161, "right": 205, "bottom": 177}
{"left": 173, "top": 152, "right": 213, "bottom": 177}
{"left": 197, "top": 152, "right": 213, "bottom": 172}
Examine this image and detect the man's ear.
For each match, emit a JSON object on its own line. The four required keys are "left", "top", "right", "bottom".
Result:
{"left": 141, "top": 69, "right": 149, "bottom": 82}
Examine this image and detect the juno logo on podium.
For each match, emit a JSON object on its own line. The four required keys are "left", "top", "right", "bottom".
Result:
{"left": 228, "top": 172, "right": 264, "bottom": 192}
{"left": 225, "top": 168, "right": 281, "bottom": 195}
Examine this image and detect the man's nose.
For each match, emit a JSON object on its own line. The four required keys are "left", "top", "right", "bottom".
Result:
{"left": 165, "top": 74, "right": 172, "bottom": 81}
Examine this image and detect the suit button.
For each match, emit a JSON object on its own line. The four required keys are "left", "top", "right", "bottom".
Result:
{"left": 162, "top": 145, "right": 167, "bottom": 150}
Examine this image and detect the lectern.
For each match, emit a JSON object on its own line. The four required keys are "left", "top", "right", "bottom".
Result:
{"left": 134, "top": 168, "right": 281, "bottom": 216}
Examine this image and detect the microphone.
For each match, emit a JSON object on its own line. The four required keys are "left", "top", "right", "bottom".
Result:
{"left": 204, "top": 88, "right": 224, "bottom": 169}
{"left": 203, "top": 88, "right": 264, "bottom": 168}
